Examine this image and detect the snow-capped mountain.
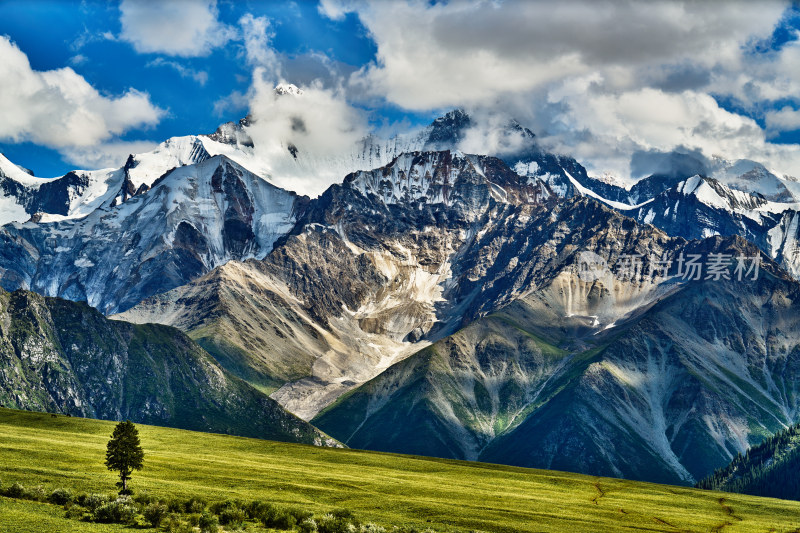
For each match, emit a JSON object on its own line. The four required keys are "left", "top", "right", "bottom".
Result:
{"left": 118, "top": 149, "right": 800, "bottom": 486}
{"left": 118, "top": 150, "right": 555, "bottom": 417}
{"left": 622, "top": 175, "right": 800, "bottom": 279}
{"left": 0, "top": 155, "right": 304, "bottom": 314}
{"left": 5, "top": 101, "right": 800, "bottom": 486}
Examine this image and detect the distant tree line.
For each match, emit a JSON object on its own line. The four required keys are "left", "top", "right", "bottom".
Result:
{"left": 696, "top": 423, "right": 800, "bottom": 501}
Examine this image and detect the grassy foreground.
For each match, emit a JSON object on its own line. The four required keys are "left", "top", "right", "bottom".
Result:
{"left": 1, "top": 408, "right": 800, "bottom": 532}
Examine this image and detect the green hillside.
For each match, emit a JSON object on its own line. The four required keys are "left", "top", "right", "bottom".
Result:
{"left": 2, "top": 408, "right": 800, "bottom": 532}
{"left": 697, "top": 422, "right": 800, "bottom": 501}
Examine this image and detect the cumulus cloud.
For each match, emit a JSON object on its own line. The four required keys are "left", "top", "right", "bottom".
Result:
{"left": 119, "top": 0, "right": 237, "bottom": 57}
{"left": 317, "top": 0, "right": 800, "bottom": 181}
{"left": 532, "top": 80, "right": 781, "bottom": 178}
{"left": 328, "top": 0, "right": 784, "bottom": 110}
{"left": 766, "top": 106, "right": 800, "bottom": 134}
{"left": 0, "top": 36, "right": 164, "bottom": 150}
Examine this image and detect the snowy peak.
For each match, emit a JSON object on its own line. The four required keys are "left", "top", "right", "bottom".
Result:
{"left": 124, "top": 135, "right": 211, "bottom": 191}
{"left": 207, "top": 117, "right": 254, "bottom": 148}
{"left": 0, "top": 153, "right": 55, "bottom": 189}
{"left": 274, "top": 83, "right": 303, "bottom": 96}
{"left": 709, "top": 158, "right": 797, "bottom": 202}
{"left": 677, "top": 175, "right": 767, "bottom": 211}
{"left": 345, "top": 150, "right": 551, "bottom": 208}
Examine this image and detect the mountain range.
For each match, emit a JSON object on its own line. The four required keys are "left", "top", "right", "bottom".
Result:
{"left": 3, "top": 87, "right": 800, "bottom": 485}
{"left": 0, "top": 285, "right": 337, "bottom": 446}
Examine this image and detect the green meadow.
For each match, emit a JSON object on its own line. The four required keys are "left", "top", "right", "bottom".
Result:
{"left": 1, "top": 407, "right": 800, "bottom": 532}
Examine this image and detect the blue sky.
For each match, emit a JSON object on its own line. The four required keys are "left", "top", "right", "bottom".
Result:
{"left": 0, "top": 1, "right": 397, "bottom": 177}
{"left": 2, "top": 1, "right": 800, "bottom": 183}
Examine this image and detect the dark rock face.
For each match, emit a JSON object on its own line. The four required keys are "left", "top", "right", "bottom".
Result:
{"left": 0, "top": 287, "right": 338, "bottom": 446}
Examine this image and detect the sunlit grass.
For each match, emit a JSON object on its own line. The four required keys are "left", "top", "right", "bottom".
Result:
{"left": 2, "top": 407, "right": 800, "bottom": 532}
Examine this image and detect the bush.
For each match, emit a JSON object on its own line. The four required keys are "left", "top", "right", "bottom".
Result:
{"left": 48, "top": 488, "right": 74, "bottom": 505}
{"left": 64, "top": 504, "right": 89, "bottom": 520}
{"left": 246, "top": 500, "right": 274, "bottom": 520}
{"left": 82, "top": 493, "right": 110, "bottom": 512}
{"left": 133, "top": 490, "right": 154, "bottom": 505}
{"left": 317, "top": 510, "right": 360, "bottom": 533}
{"left": 219, "top": 507, "right": 247, "bottom": 527}
{"left": 260, "top": 505, "right": 297, "bottom": 530}
{"left": 5, "top": 482, "right": 25, "bottom": 499}
{"left": 299, "top": 518, "right": 319, "bottom": 533}
{"left": 289, "top": 507, "right": 314, "bottom": 523}
{"left": 359, "top": 524, "right": 386, "bottom": 533}
{"left": 144, "top": 502, "right": 169, "bottom": 527}
{"left": 164, "top": 514, "right": 194, "bottom": 533}
{"left": 93, "top": 496, "right": 138, "bottom": 524}
{"left": 165, "top": 497, "right": 184, "bottom": 513}
{"left": 198, "top": 511, "right": 219, "bottom": 533}
{"left": 26, "top": 485, "right": 47, "bottom": 501}
{"left": 184, "top": 497, "right": 207, "bottom": 513}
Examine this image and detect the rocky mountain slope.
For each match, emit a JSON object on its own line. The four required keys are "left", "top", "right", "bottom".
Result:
{"left": 0, "top": 155, "right": 304, "bottom": 314}
{"left": 314, "top": 236, "right": 800, "bottom": 484}
{"left": 5, "top": 101, "right": 800, "bottom": 486}
{"left": 0, "top": 286, "right": 337, "bottom": 446}
{"left": 626, "top": 175, "right": 800, "bottom": 278}
{"left": 118, "top": 150, "right": 555, "bottom": 417}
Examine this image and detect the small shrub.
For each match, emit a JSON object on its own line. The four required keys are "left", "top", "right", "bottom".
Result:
{"left": 247, "top": 500, "right": 274, "bottom": 520}
{"left": 261, "top": 505, "right": 297, "bottom": 530}
{"left": 198, "top": 511, "right": 219, "bottom": 533}
{"left": 289, "top": 507, "right": 314, "bottom": 523}
{"left": 317, "top": 510, "right": 360, "bottom": 533}
{"left": 48, "top": 488, "right": 74, "bottom": 505}
{"left": 133, "top": 490, "right": 154, "bottom": 505}
{"left": 144, "top": 502, "right": 169, "bottom": 527}
{"left": 184, "top": 496, "right": 207, "bottom": 513}
{"left": 210, "top": 498, "right": 243, "bottom": 514}
{"left": 93, "top": 496, "right": 138, "bottom": 524}
{"left": 82, "top": 493, "right": 110, "bottom": 512}
{"left": 64, "top": 504, "right": 89, "bottom": 520}
{"left": 166, "top": 497, "right": 183, "bottom": 513}
{"left": 219, "top": 507, "right": 247, "bottom": 527}
{"left": 359, "top": 524, "right": 386, "bottom": 533}
{"left": 187, "top": 513, "right": 202, "bottom": 527}
{"left": 5, "top": 482, "right": 25, "bottom": 499}
{"left": 164, "top": 513, "right": 194, "bottom": 533}
{"left": 331, "top": 509, "right": 358, "bottom": 524}
{"left": 299, "top": 518, "right": 319, "bottom": 533}
{"left": 25, "top": 485, "right": 47, "bottom": 501}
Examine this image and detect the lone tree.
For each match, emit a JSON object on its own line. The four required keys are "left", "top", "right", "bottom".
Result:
{"left": 105, "top": 420, "right": 144, "bottom": 494}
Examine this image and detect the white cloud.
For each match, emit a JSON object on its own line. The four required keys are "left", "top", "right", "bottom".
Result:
{"left": 146, "top": 58, "right": 209, "bottom": 85}
{"left": 243, "top": 73, "right": 369, "bottom": 196}
{"left": 239, "top": 13, "right": 281, "bottom": 72}
{"left": 201, "top": 12, "right": 369, "bottom": 196}
{"left": 532, "top": 81, "right": 778, "bottom": 177}
{"left": 319, "top": 0, "right": 800, "bottom": 181}
{"left": 60, "top": 140, "right": 160, "bottom": 170}
{"left": 119, "top": 0, "right": 236, "bottom": 57}
{"left": 0, "top": 36, "right": 164, "bottom": 150}
{"left": 766, "top": 106, "right": 800, "bottom": 133}
{"left": 330, "top": 0, "right": 784, "bottom": 110}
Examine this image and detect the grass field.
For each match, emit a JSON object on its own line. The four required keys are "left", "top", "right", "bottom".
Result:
{"left": 1, "top": 408, "right": 800, "bottom": 532}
